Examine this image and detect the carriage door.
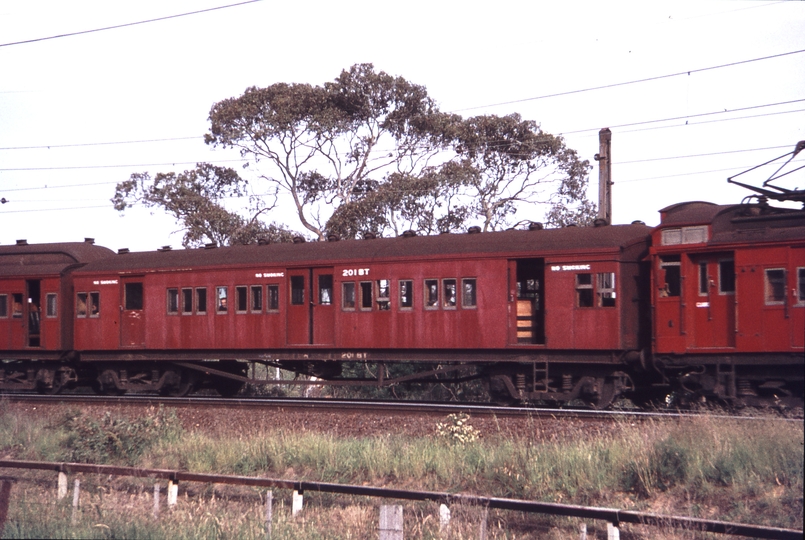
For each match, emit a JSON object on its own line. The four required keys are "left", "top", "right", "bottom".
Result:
{"left": 691, "top": 255, "right": 735, "bottom": 349}
{"left": 120, "top": 279, "right": 145, "bottom": 348}
{"left": 508, "top": 259, "right": 545, "bottom": 345}
{"left": 25, "top": 280, "right": 41, "bottom": 347}
{"left": 287, "top": 268, "right": 335, "bottom": 346}
{"left": 655, "top": 255, "right": 685, "bottom": 353}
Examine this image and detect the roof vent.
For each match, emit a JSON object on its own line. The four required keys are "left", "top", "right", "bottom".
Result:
{"left": 204, "top": 242, "right": 218, "bottom": 249}
{"left": 84, "top": 237, "right": 95, "bottom": 244}
{"left": 158, "top": 245, "right": 172, "bottom": 252}
{"left": 363, "top": 232, "right": 377, "bottom": 240}
{"left": 467, "top": 226, "right": 482, "bottom": 234}
{"left": 15, "top": 239, "right": 28, "bottom": 246}
{"left": 118, "top": 248, "right": 130, "bottom": 255}
{"left": 593, "top": 218, "right": 608, "bottom": 228}
{"left": 631, "top": 220, "right": 646, "bottom": 225}
{"left": 327, "top": 234, "right": 339, "bottom": 242}
{"left": 527, "top": 222, "right": 544, "bottom": 231}
{"left": 401, "top": 230, "right": 417, "bottom": 238}
{"left": 293, "top": 236, "right": 306, "bottom": 244}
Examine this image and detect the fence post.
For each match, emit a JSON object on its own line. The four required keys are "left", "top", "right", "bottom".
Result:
{"left": 292, "top": 490, "right": 303, "bottom": 516}
{"left": 379, "top": 505, "right": 403, "bottom": 540}
{"left": 167, "top": 480, "right": 178, "bottom": 508}
{"left": 57, "top": 471, "right": 67, "bottom": 500}
{"left": 71, "top": 479, "right": 80, "bottom": 525}
{"left": 579, "top": 523, "right": 587, "bottom": 540}
{"left": 607, "top": 522, "right": 620, "bottom": 540}
{"left": 479, "top": 506, "right": 488, "bottom": 540}
{"left": 153, "top": 483, "right": 160, "bottom": 519}
{"left": 0, "top": 480, "right": 12, "bottom": 531}
{"left": 265, "top": 491, "right": 272, "bottom": 540}
{"left": 439, "top": 503, "right": 450, "bottom": 535}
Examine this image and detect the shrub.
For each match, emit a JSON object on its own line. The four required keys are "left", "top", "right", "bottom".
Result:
{"left": 436, "top": 413, "right": 481, "bottom": 445}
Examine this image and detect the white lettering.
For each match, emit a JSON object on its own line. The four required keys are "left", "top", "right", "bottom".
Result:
{"left": 255, "top": 272, "right": 284, "bottom": 278}
{"left": 696, "top": 302, "right": 710, "bottom": 308}
{"left": 92, "top": 279, "right": 118, "bottom": 285}
{"left": 342, "top": 268, "right": 370, "bottom": 277}
{"left": 550, "top": 264, "right": 591, "bottom": 272}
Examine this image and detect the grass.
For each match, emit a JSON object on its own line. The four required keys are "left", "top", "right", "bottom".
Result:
{"left": 0, "top": 401, "right": 801, "bottom": 538}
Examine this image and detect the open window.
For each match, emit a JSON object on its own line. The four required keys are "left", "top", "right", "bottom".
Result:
{"left": 342, "top": 282, "right": 356, "bottom": 310}
{"left": 659, "top": 256, "right": 681, "bottom": 297}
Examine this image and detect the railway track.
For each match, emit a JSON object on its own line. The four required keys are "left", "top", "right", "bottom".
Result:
{"left": 2, "top": 392, "right": 801, "bottom": 422}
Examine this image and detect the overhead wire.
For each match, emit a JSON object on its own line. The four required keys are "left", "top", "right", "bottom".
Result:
{"left": 0, "top": 0, "right": 263, "bottom": 48}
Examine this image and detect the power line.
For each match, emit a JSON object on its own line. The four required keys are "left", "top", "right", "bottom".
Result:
{"left": 0, "top": 158, "right": 247, "bottom": 172}
{"left": 454, "top": 48, "right": 805, "bottom": 112}
{"left": 559, "top": 98, "right": 805, "bottom": 136}
{"left": 0, "top": 1, "right": 263, "bottom": 48}
{"left": 614, "top": 145, "right": 796, "bottom": 165}
{"left": 0, "top": 136, "right": 201, "bottom": 151}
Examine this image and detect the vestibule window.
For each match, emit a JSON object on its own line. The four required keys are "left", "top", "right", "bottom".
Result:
{"left": 659, "top": 256, "right": 681, "bottom": 297}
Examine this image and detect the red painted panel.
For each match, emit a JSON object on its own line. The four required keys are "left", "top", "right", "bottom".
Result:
{"left": 312, "top": 268, "right": 335, "bottom": 346}
{"left": 689, "top": 255, "right": 735, "bottom": 350}
{"left": 286, "top": 269, "right": 309, "bottom": 346}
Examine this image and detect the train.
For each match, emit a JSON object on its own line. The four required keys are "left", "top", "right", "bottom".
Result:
{"left": 1, "top": 196, "right": 803, "bottom": 408}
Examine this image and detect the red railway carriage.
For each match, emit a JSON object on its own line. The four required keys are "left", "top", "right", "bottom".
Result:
{"left": 0, "top": 239, "right": 115, "bottom": 391}
{"left": 650, "top": 201, "right": 805, "bottom": 404}
{"left": 64, "top": 223, "right": 650, "bottom": 402}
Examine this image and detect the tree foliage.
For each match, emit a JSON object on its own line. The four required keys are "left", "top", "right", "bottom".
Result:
{"left": 116, "top": 65, "right": 595, "bottom": 244}
{"left": 112, "top": 163, "right": 296, "bottom": 247}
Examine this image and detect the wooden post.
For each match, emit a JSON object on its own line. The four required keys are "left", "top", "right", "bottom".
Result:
{"left": 596, "top": 128, "right": 612, "bottom": 224}
{"left": 292, "top": 490, "right": 303, "bottom": 516}
{"left": 57, "top": 471, "right": 67, "bottom": 500}
{"left": 379, "top": 505, "right": 403, "bottom": 540}
{"left": 167, "top": 480, "right": 178, "bottom": 508}
{"left": 579, "top": 522, "right": 587, "bottom": 540}
{"left": 0, "top": 480, "right": 12, "bottom": 531}
{"left": 153, "top": 483, "right": 160, "bottom": 519}
{"left": 265, "top": 491, "right": 273, "bottom": 540}
{"left": 479, "top": 506, "right": 488, "bottom": 540}
{"left": 439, "top": 503, "right": 450, "bottom": 535}
{"left": 71, "top": 479, "right": 80, "bottom": 525}
{"left": 607, "top": 521, "right": 620, "bottom": 540}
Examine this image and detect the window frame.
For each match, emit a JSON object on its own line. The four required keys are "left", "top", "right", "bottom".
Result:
{"left": 88, "top": 291, "right": 100, "bottom": 318}
{"left": 267, "top": 284, "right": 280, "bottom": 312}
{"left": 442, "top": 278, "right": 457, "bottom": 309}
{"left": 424, "top": 279, "right": 439, "bottom": 310}
{"left": 46, "top": 293, "right": 58, "bottom": 318}
{"left": 342, "top": 282, "right": 356, "bottom": 311}
{"left": 216, "top": 286, "right": 228, "bottom": 313}
{"left": 399, "top": 280, "right": 413, "bottom": 310}
{"left": 76, "top": 292, "right": 88, "bottom": 318}
{"left": 196, "top": 287, "right": 207, "bottom": 314}
{"left": 235, "top": 285, "right": 248, "bottom": 313}
{"left": 764, "top": 268, "right": 786, "bottom": 305}
{"left": 167, "top": 288, "right": 179, "bottom": 315}
{"left": 290, "top": 276, "right": 305, "bottom": 306}
{"left": 575, "top": 274, "right": 593, "bottom": 308}
{"left": 659, "top": 256, "right": 681, "bottom": 298}
{"left": 376, "top": 279, "right": 390, "bottom": 311}
{"left": 718, "top": 259, "right": 735, "bottom": 295}
{"left": 359, "top": 281, "right": 373, "bottom": 311}
{"left": 596, "top": 272, "right": 616, "bottom": 308}
{"left": 797, "top": 267, "right": 805, "bottom": 306}
{"left": 0, "top": 294, "right": 8, "bottom": 318}
{"left": 251, "top": 285, "right": 263, "bottom": 313}
{"left": 461, "top": 278, "right": 477, "bottom": 309}
{"left": 181, "top": 288, "right": 193, "bottom": 315}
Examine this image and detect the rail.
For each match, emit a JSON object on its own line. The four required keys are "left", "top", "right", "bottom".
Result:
{"left": 0, "top": 459, "right": 801, "bottom": 539}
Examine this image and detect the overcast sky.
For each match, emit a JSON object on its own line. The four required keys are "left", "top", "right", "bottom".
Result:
{"left": 1, "top": 0, "right": 803, "bottom": 251}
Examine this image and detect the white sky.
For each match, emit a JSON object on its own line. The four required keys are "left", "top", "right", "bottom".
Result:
{"left": 1, "top": 0, "right": 803, "bottom": 252}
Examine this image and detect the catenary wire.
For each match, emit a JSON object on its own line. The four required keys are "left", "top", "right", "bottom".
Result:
{"left": 0, "top": 1, "right": 263, "bottom": 48}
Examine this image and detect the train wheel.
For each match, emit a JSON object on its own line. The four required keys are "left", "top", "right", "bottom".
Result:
{"left": 35, "top": 368, "right": 64, "bottom": 395}
{"left": 159, "top": 370, "right": 196, "bottom": 397}
{"left": 588, "top": 378, "right": 616, "bottom": 410}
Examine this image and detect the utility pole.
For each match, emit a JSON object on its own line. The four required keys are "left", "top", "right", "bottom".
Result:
{"left": 595, "top": 128, "right": 612, "bottom": 224}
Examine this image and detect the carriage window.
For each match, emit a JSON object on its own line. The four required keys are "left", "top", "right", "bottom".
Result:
{"left": 462, "top": 279, "right": 477, "bottom": 308}
{"left": 46, "top": 294, "right": 58, "bottom": 318}
{"left": 798, "top": 268, "right": 805, "bottom": 304}
{"left": 764, "top": 269, "right": 786, "bottom": 304}
{"left": 291, "top": 276, "right": 305, "bottom": 305}
{"left": 342, "top": 282, "right": 356, "bottom": 310}
{"left": 376, "top": 280, "right": 390, "bottom": 310}
{"left": 89, "top": 292, "right": 100, "bottom": 317}
{"left": 424, "top": 279, "right": 439, "bottom": 309}
{"left": 268, "top": 284, "right": 279, "bottom": 311}
{"left": 443, "top": 279, "right": 457, "bottom": 309}
{"left": 236, "top": 286, "right": 248, "bottom": 312}
{"left": 182, "top": 288, "right": 193, "bottom": 314}
{"left": 360, "top": 281, "right": 373, "bottom": 310}
{"left": 698, "top": 263, "right": 709, "bottom": 295}
{"left": 216, "top": 286, "right": 228, "bottom": 312}
{"left": 0, "top": 294, "right": 8, "bottom": 318}
{"left": 76, "top": 293, "right": 88, "bottom": 317}
{"left": 125, "top": 283, "right": 143, "bottom": 310}
{"left": 196, "top": 288, "right": 207, "bottom": 314}
{"left": 659, "top": 256, "right": 681, "bottom": 297}
{"left": 719, "top": 260, "right": 735, "bottom": 294}
{"left": 576, "top": 274, "right": 593, "bottom": 308}
{"left": 251, "top": 285, "right": 263, "bottom": 312}
{"left": 167, "top": 288, "right": 179, "bottom": 314}
{"left": 597, "top": 273, "right": 616, "bottom": 307}
{"left": 319, "top": 275, "right": 333, "bottom": 305}
{"left": 399, "top": 280, "right": 413, "bottom": 309}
